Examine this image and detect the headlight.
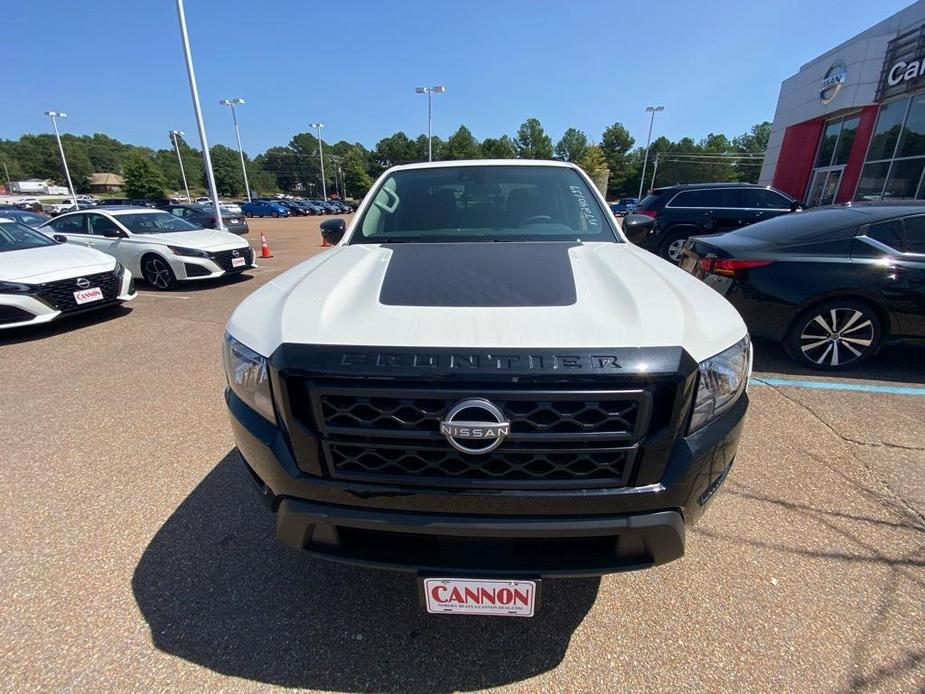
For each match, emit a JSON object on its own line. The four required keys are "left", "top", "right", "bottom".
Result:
{"left": 167, "top": 245, "right": 210, "bottom": 258}
{"left": 0, "top": 280, "right": 33, "bottom": 293}
{"left": 223, "top": 334, "right": 276, "bottom": 423}
{"left": 688, "top": 336, "right": 751, "bottom": 434}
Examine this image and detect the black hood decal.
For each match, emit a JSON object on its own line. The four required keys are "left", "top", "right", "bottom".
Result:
{"left": 378, "top": 242, "right": 578, "bottom": 307}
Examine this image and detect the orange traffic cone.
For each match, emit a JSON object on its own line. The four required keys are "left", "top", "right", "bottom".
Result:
{"left": 321, "top": 236, "right": 331, "bottom": 248}
{"left": 260, "top": 232, "right": 273, "bottom": 258}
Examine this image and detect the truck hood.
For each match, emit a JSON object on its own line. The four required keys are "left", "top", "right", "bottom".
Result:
{"left": 0, "top": 243, "right": 116, "bottom": 283}
{"left": 227, "top": 242, "right": 747, "bottom": 363}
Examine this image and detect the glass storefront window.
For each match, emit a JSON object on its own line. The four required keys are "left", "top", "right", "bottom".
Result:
{"left": 816, "top": 120, "right": 841, "bottom": 167}
{"left": 883, "top": 158, "right": 925, "bottom": 199}
{"left": 854, "top": 95, "right": 925, "bottom": 201}
{"left": 833, "top": 115, "right": 859, "bottom": 165}
{"left": 896, "top": 95, "right": 925, "bottom": 158}
{"left": 855, "top": 162, "right": 890, "bottom": 201}
{"left": 867, "top": 98, "right": 909, "bottom": 162}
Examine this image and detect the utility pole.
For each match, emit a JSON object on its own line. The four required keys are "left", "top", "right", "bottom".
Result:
{"left": 175, "top": 0, "right": 225, "bottom": 230}
{"left": 649, "top": 154, "right": 660, "bottom": 193}
{"left": 219, "top": 98, "right": 251, "bottom": 201}
{"left": 44, "top": 112, "right": 79, "bottom": 208}
{"left": 169, "top": 130, "right": 191, "bottom": 202}
{"left": 309, "top": 123, "right": 326, "bottom": 198}
{"left": 638, "top": 105, "right": 664, "bottom": 201}
{"left": 415, "top": 85, "right": 446, "bottom": 161}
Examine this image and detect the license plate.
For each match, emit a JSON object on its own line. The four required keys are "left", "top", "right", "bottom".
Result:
{"left": 680, "top": 252, "right": 697, "bottom": 273}
{"left": 422, "top": 578, "right": 538, "bottom": 617}
{"left": 73, "top": 287, "right": 103, "bottom": 304}
{"left": 232, "top": 256, "right": 246, "bottom": 267}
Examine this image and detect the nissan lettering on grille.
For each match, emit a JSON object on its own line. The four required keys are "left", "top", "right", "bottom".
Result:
{"left": 439, "top": 399, "right": 511, "bottom": 454}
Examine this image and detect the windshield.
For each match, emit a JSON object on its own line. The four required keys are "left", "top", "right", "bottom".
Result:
{"left": 352, "top": 165, "right": 616, "bottom": 244}
{"left": 0, "top": 220, "right": 57, "bottom": 252}
{"left": 116, "top": 212, "right": 201, "bottom": 234}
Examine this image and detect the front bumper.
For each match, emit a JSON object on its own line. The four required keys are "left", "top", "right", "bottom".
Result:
{"left": 226, "top": 382, "right": 747, "bottom": 577}
{"left": 0, "top": 270, "right": 136, "bottom": 329}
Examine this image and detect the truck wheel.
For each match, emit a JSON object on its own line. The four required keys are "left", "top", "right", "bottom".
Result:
{"left": 786, "top": 300, "right": 881, "bottom": 370}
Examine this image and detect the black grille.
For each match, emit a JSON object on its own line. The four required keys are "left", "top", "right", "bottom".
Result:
{"left": 301, "top": 386, "right": 652, "bottom": 489}
{"left": 184, "top": 262, "right": 211, "bottom": 277}
{"left": 35, "top": 270, "right": 121, "bottom": 313}
{"left": 210, "top": 247, "right": 253, "bottom": 272}
{"left": 326, "top": 441, "right": 634, "bottom": 488}
{"left": 317, "top": 390, "right": 646, "bottom": 441}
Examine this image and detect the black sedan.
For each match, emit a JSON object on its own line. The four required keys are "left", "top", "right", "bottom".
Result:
{"left": 681, "top": 203, "right": 925, "bottom": 370}
{"left": 276, "top": 200, "right": 311, "bottom": 216}
{"left": 158, "top": 203, "right": 249, "bottom": 235}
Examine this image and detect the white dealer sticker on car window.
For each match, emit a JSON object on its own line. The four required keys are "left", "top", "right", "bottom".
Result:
{"left": 569, "top": 186, "right": 599, "bottom": 226}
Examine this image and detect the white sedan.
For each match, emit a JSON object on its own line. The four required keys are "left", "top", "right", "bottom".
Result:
{"left": 41, "top": 208, "right": 255, "bottom": 290}
{"left": 0, "top": 217, "right": 136, "bottom": 329}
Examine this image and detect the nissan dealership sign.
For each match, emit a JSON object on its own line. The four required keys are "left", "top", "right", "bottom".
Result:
{"left": 879, "top": 23, "right": 925, "bottom": 101}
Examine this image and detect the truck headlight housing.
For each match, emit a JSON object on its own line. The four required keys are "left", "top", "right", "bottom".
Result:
{"left": 688, "top": 336, "right": 751, "bottom": 434}
{"left": 223, "top": 334, "right": 276, "bottom": 423}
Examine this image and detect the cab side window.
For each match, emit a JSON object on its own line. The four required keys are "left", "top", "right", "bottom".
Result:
{"left": 88, "top": 214, "right": 121, "bottom": 236}
{"left": 866, "top": 220, "right": 903, "bottom": 252}
{"left": 903, "top": 215, "right": 925, "bottom": 254}
{"left": 748, "top": 189, "right": 792, "bottom": 210}
{"left": 50, "top": 214, "right": 88, "bottom": 235}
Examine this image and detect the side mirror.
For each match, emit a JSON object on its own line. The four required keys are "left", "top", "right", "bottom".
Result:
{"left": 621, "top": 214, "right": 656, "bottom": 244}
{"left": 789, "top": 200, "right": 801, "bottom": 212}
{"left": 320, "top": 218, "right": 347, "bottom": 245}
{"left": 53, "top": 234, "right": 67, "bottom": 243}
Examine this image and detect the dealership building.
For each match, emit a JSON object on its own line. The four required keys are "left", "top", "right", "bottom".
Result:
{"left": 760, "top": 1, "right": 925, "bottom": 205}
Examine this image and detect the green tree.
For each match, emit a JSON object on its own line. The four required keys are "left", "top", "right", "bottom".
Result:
{"left": 554, "top": 128, "right": 589, "bottom": 162}
{"left": 374, "top": 131, "right": 417, "bottom": 168}
{"left": 122, "top": 151, "right": 167, "bottom": 199}
{"left": 600, "top": 122, "right": 635, "bottom": 194}
{"left": 208, "top": 144, "right": 243, "bottom": 196}
{"left": 514, "top": 118, "right": 553, "bottom": 159}
{"left": 577, "top": 145, "right": 609, "bottom": 194}
{"left": 440, "top": 126, "right": 480, "bottom": 160}
{"left": 413, "top": 134, "right": 444, "bottom": 161}
{"left": 343, "top": 149, "right": 373, "bottom": 197}
{"left": 480, "top": 135, "right": 516, "bottom": 159}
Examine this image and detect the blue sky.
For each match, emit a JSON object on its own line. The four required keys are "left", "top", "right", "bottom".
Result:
{"left": 3, "top": 0, "right": 911, "bottom": 154}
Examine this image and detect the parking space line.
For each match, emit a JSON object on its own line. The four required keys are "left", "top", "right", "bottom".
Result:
{"left": 135, "top": 293, "right": 190, "bottom": 300}
{"left": 751, "top": 376, "right": 925, "bottom": 396}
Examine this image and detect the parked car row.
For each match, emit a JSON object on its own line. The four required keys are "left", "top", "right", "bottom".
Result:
{"left": 619, "top": 183, "right": 924, "bottom": 370}
{"left": 238, "top": 197, "right": 355, "bottom": 218}
{"left": 0, "top": 204, "right": 258, "bottom": 331}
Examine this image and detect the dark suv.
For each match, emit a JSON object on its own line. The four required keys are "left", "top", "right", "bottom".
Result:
{"left": 626, "top": 183, "right": 799, "bottom": 262}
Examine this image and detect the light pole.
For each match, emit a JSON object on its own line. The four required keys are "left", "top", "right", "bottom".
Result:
{"left": 414, "top": 85, "right": 445, "bottom": 162}
{"left": 309, "top": 122, "right": 326, "bottom": 199}
{"left": 174, "top": 0, "right": 224, "bottom": 230}
{"left": 638, "top": 105, "right": 664, "bottom": 200}
{"left": 44, "top": 111, "right": 78, "bottom": 208}
{"left": 169, "top": 130, "right": 191, "bottom": 202}
{"left": 219, "top": 97, "right": 251, "bottom": 201}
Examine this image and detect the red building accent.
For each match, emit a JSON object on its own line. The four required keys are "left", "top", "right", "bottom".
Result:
{"left": 772, "top": 118, "right": 825, "bottom": 201}
{"left": 835, "top": 105, "right": 879, "bottom": 203}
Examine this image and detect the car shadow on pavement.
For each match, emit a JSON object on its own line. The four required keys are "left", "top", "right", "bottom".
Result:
{"left": 0, "top": 305, "right": 132, "bottom": 346}
{"left": 132, "top": 451, "right": 599, "bottom": 692}
{"left": 751, "top": 337, "right": 925, "bottom": 385}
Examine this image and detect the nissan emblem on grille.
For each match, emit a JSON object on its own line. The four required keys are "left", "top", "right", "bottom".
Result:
{"left": 439, "top": 398, "right": 511, "bottom": 454}
{"left": 232, "top": 249, "right": 240, "bottom": 257}
{"left": 76, "top": 278, "right": 90, "bottom": 289}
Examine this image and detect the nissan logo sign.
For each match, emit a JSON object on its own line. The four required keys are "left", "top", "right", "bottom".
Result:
{"left": 820, "top": 60, "right": 847, "bottom": 105}
{"left": 439, "top": 398, "right": 510, "bottom": 455}
{"left": 76, "top": 277, "right": 91, "bottom": 289}
{"left": 232, "top": 249, "right": 240, "bottom": 257}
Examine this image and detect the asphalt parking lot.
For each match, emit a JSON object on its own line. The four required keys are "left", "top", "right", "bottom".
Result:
{"left": 1, "top": 216, "right": 923, "bottom": 692}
